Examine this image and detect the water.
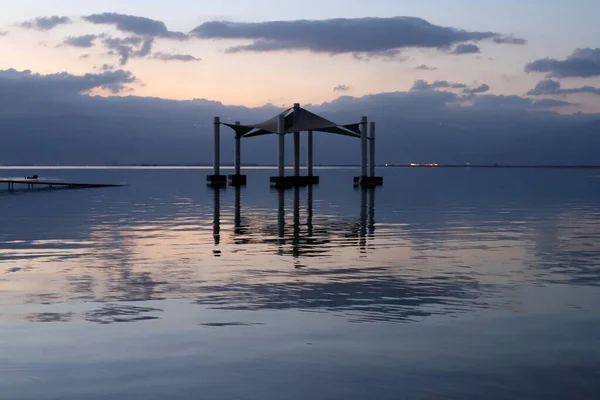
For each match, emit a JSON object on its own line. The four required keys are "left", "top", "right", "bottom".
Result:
{"left": 1, "top": 167, "right": 599, "bottom": 399}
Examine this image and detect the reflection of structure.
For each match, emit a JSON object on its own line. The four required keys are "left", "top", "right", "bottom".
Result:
{"left": 208, "top": 103, "right": 383, "bottom": 188}
{"left": 212, "top": 187, "right": 226, "bottom": 257}
{"left": 211, "top": 185, "right": 377, "bottom": 258}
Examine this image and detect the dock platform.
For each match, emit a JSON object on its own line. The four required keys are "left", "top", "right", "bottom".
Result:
{"left": 1, "top": 179, "right": 124, "bottom": 192}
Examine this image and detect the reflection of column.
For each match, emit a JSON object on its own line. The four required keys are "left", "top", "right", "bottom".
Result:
{"left": 359, "top": 187, "right": 367, "bottom": 251}
{"left": 368, "top": 188, "right": 376, "bottom": 236}
{"left": 234, "top": 185, "right": 241, "bottom": 229}
{"left": 307, "top": 184, "right": 314, "bottom": 237}
{"left": 293, "top": 186, "right": 301, "bottom": 257}
{"left": 278, "top": 188, "right": 285, "bottom": 241}
{"left": 213, "top": 188, "right": 221, "bottom": 256}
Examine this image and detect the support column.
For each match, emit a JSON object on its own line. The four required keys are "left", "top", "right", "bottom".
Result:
{"left": 214, "top": 116, "right": 221, "bottom": 176}
{"left": 369, "top": 122, "right": 376, "bottom": 177}
{"left": 234, "top": 121, "right": 241, "bottom": 175}
{"left": 207, "top": 116, "right": 226, "bottom": 187}
{"left": 294, "top": 132, "right": 300, "bottom": 176}
{"left": 360, "top": 116, "right": 368, "bottom": 177}
{"left": 278, "top": 113, "right": 286, "bottom": 178}
{"left": 307, "top": 130, "right": 313, "bottom": 177}
{"left": 228, "top": 121, "right": 247, "bottom": 186}
{"left": 355, "top": 118, "right": 383, "bottom": 187}
{"left": 293, "top": 103, "right": 300, "bottom": 177}
{"left": 271, "top": 112, "right": 292, "bottom": 188}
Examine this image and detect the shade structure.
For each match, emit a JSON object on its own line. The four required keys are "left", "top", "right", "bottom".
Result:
{"left": 215, "top": 104, "right": 380, "bottom": 188}
{"left": 223, "top": 107, "right": 361, "bottom": 138}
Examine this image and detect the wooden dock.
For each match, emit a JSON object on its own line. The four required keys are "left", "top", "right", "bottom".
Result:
{"left": 1, "top": 179, "right": 124, "bottom": 192}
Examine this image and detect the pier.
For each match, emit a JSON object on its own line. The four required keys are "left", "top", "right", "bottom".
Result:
{"left": 1, "top": 179, "right": 124, "bottom": 192}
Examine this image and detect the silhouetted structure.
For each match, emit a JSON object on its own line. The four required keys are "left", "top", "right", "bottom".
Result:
{"left": 208, "top": 104, "right": 383, "bottom": 188}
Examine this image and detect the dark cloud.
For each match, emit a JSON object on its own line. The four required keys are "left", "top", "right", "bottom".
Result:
{"left": 530, "top": 98, "right": 574, "bottom": 108}
{"left": 351, "top": 49, "right": 406, "bottom": 62}
{"left": 152, "top": 52, "right": 201, "bottom": 62}
{"left": 20, "top": 16, "right": 71, "bottom": 31}
{"left": 464, "top": 83, "right": 490, "bottom": 94}
{"left": 412, "top": 80, "right": 490, "bottom": 95}
{"left": 333, "top": 84, "right": 350, "bottom": 92}
{"left": 102, "top": 36, "right": 154, "bottom": 65}
{"left": 79, "top": 54, "right": 90, "bottom": 59}
{"left": 493, "top": 36, "right": 527, "bottom": 45}
{"left": 525, "top": 48, "right": 600, "bottom": 78}
{"left": 1, "top": 68, "right": 598, "bottom": 167}
{"left": 527, "top": 79, "right": 600, "bottom": 96}
{"left": 62, "top": 34, "right": 99, "bottom": 48}
{"left": 83, "top": 12, "right": 187, "bottom": 40}
{"left": 416, "top": 64, "right": 437, "bottom": 71}
{"left": 190, "top": 17, "right": 518, "bottom": 55}
{"left": 451, "top": 44, "right": 480, "bottom": 55}
{"left": 99, "top": 64, "right": 115, "bottom": 71}
{"left": 412, "top": 79, "right": 467, "bottom": 91}
{"left": 472, "top": 94, "right": 572, "bottom": 109}
{"left": 0, "top": 31, "right": 8, "bottom": 36}
{"left": 0, "top": 68, "right": 136, "bottom": 97}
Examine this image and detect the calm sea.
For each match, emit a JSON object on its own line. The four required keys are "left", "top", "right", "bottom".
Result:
{"left": 1, "top": 167, "right": 599, "bottom": 399}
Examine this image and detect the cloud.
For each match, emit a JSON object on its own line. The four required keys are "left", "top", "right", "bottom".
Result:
{"left": 0, "top": 68, "right": 136, "bottom": 96}
{"left": 102, "top": 36, "right": 154, "bottom": 65}
{"left": 416, "top": 64, "right": 437, "bottom": 71}
{"left": 62, "top": 34, "right": 99, "bottom": 48}
{"left": 152, "top": 52, "right": 201, "bottom": 62}
{"left": 190, "top": 17, "right": 520, "bottom": 55}
{"left": 79, "top": 54, "right": 90, "bottom": 59}
{"left": 525, "top": 48, "right": 600, "bottom": 78}
{"left": 333, "top": 84, "right": 350, "bottom": 92}
{"left": 412, "top": 80, "right": 490, "bottom": 95}
{"left": 0, "top": 31, "right": 8, "bottom": 36}
{"left": 451, "top": 44, "right": 480, "bottom": 55}
{"left": 20, "top": 16, "right": 71, "bottom": 31}
{"left": 83, "top": 12, "right": 187, "bottom": 40}
{"left": 530, "top": 98, "right": 574, "bottom": 108}
{"left": 1, "top": 69, "right": 598, "bottom": 167}
{"left": 493, "top": 36, "right": 527, "bottom": 45}
{"left": 527, "top": 79, "right": 600, "bottom": 96}
{"left": 412, "top": 79, "right": 467, "bottom": 91}
{"left": 472, "top": 94, "right": 573, "bottom": 109}
{"left": 464, "top": 83, "right": 490, "bottom": 94}
{"left": 99, "top": 64, "right": 115, "bottom": 71}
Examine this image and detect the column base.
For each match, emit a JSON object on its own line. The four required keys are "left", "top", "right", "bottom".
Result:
{"left": 227, "top": 174, "right": 247, "bottom": 186}
{"left": 270, "top": 176, "right": 319, "bottom": 189}
{"left": 207, "top": 174, "right": 227, "bottom": 187}
{"left": 353, "top": 176, "right": 383, "bottom": 187}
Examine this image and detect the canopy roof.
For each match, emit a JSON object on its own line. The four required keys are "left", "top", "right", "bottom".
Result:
{"left": 223, "top": 107, "right": 361, "bottom": 138}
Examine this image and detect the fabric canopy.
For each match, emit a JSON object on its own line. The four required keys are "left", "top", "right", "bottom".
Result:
{"left": 222, "top": 107, "right": 361, "bottom": 138}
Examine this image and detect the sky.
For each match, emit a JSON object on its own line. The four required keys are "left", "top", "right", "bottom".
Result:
{"left": 0, "top": 0, "right": 599, "bottom": 165}
{"left": 1, "top": 0, "right": 599, "bottom": 108}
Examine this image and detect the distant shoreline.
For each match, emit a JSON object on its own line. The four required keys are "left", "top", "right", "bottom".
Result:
{"left": 1, "top": 164, "right": 600, "bottom": 169}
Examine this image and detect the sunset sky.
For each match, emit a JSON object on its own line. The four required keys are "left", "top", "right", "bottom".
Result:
{"left": 1, "top": 0, "right": 599, "bottom": 111}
